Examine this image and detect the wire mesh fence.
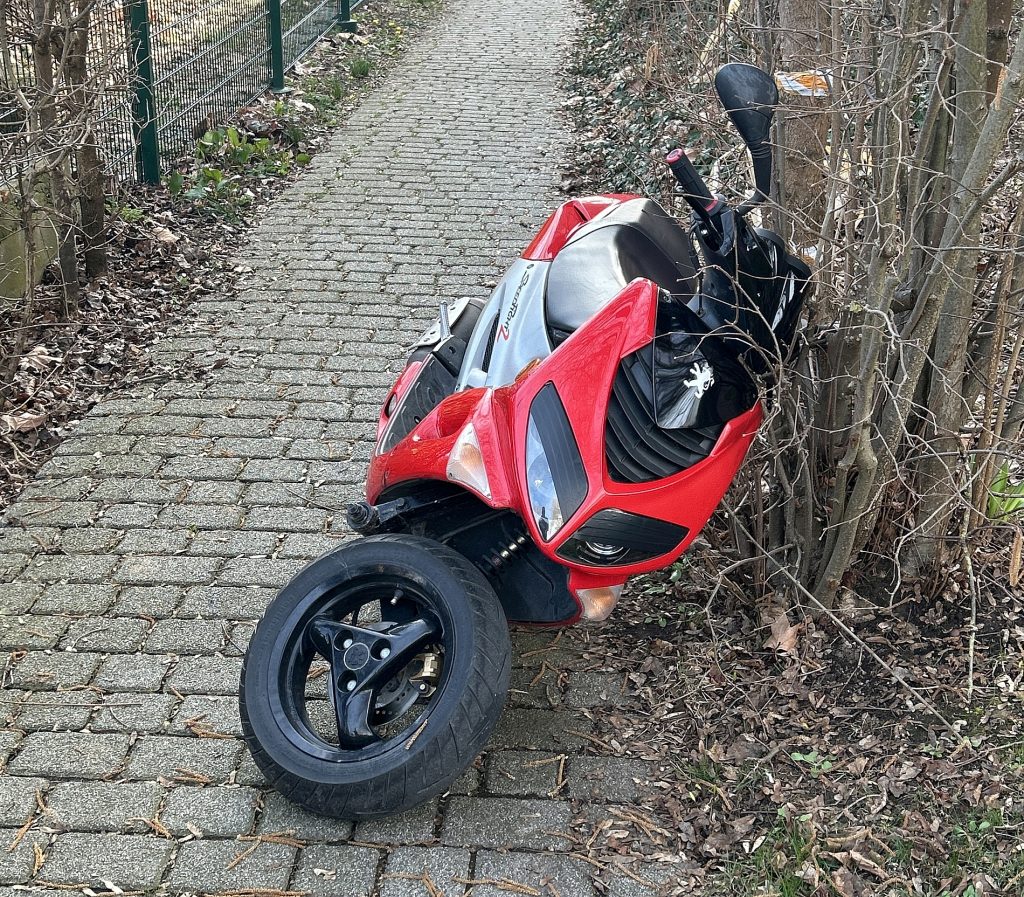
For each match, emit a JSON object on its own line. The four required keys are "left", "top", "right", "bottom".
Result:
{"left": 0, "top": 0, "right": 362, "bottom": 188}
{"left": 137, "top": 0, "right": 362, "bottom": 180}
{"left": 0, "top": 0, "right": 137, "bottom": 186}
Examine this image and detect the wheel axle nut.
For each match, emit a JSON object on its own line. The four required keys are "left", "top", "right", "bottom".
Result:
{"left": 380, "top": 648, "right": 391, "bottom": 659}
{"left": 345, "top": 680, "right": 356, "bottom": 692}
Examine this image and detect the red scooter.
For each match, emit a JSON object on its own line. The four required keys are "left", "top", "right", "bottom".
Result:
{"left": 240, "top": 64, "right": 811, "bottom": 818}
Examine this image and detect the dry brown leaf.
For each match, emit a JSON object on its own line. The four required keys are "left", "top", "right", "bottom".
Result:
{"left": 152, "top": 225, "right": 179, "bottom": 243}
{"left": 0, "top": 411, "right": 46, "bottom": 434}
{"left": 764, "top": 611, "right": 803, "bottom": 656}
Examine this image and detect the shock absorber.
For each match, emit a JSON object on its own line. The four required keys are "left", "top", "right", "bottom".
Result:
{"left": 485, "top": 532, "right": 529, "bottom": 572}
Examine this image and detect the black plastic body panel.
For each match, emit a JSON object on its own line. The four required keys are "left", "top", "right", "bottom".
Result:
{"left": 557, "top": 508, "right": 689, "bottom": 566}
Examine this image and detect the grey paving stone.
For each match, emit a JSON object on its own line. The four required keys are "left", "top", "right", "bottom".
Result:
{"left": 23, "top": 554, "right": 117, "bottom": 584}
{"left": 278, "top": 532, "right": 344, "bottom": 560}
{"left": 167, "top": 838, "right": 297, "bottom": 893}
{"left": 91, "top": 477, "right": 183, "bottom": 503}
{"left": 217, "top": 557, "right": 305, "bottom": 588}
{"left": 0, "top": 554, "right": 29, "bottom": 582}
{"left": 116, "top": 555, "right": 222, "bottom": 585}
{"left": 354, "top": 797, "right": 439, "bottom": 845}
{"left": 175, "top": 584, "right": 275, "bottom": 620}
{"left": 441, "top": 797, "right": 572, "bottom": 850}
{"left": 159, "top": 784, "right": 258, "bottom": 836}
{"left": 447, "top": 762, "right": 482, "bottom": 796}
{"left": 567, "top": 756, "right": 654, "bottom": 802}
{"left": 156, "top": 503, "right": 243, "bottom": 529}
{"left": 0, "top": 775, "right": 46, "bottom": 827}
{"left": 14, "top": 690, "right": 96, "bottom": 730}
{"left": 0, "top": 732, "right": 22, "bottom": 765}
{"left": 602, "top": 861, "right": 686, "bottom": 897}
{"left": 58, "top": 528, "right": 122, "bottom": 554}
{"left": 61, "top": 616, "right": 149, "bottom": 653}
{"left": 0, "top": 614, "right": 67, "bottom": 650}
{"left": 6, "top": 501, "right": 99, "bottom": 527}
{"left": 165, "top": 655, "right": 243, "bottom": 695}
{"left": 188, "top": 529, "right": 279, "bottom": 558}
{"left": 123, "top": 735, "right": 242, "bottom": 783}
{"left": 238, "top": 458, "right": 307, "bottom": 482}
{"left": 30, "top": 583, "right": 117, "bottom": 615}
{"left": 9, "top": 651, "right": 101, "bottom": 690}
{"left": 489, "top": 708, "right": 592, "bottom": 752}
{"left": 257, "top": 790, "right": 354, "bottom": 841}
{"left": 115, "top": 528, "right": 190, "bottom": 556}
{"left": 485, "top": 751, "right": 564, "bottom": 798}
{"left": 184, "top": 480, "right": 246, "bottom": 504}
{"left": 38, "top": 832, "right": 174, "bottom": 889}
{"left": 566, "top": 671, "right": 628, "bottom": 709}
{"left": 380, "top": 846, "right": 471, "bottom": 897}
{"left": 244, "top": 505, "right": 330, "bottom": 532}
{"left": 93, "top": 653, "right": 170, "bottom": 692}
{"left": 97, "top": 502, "right": 160, "bottom": 527}
{"left": 146, "top": 618, "right": 225, "bottom": 654}
{"left": 291, "top": 844, "right": 380, "bottom": 897}
{"left": 0, "top": 826, "right": 47, "bottom": 884}
{"left": 0, "top": 582, "right": 41, "bottom": 614}
{"left": 91, "top": 692, "right": 178, "bottom": 733}
{"left": 228, "top": 748, "right": 265, "bottom": 790}
{"left": 0, "top": 526, "right": 59, "bottom": 554}
{"left": 508, "top": 665, "right": 563, "bottom": 709}
{"left": 44, "top": 780, "right": 164, "bottom": 833}
{"left": 511, "top": 631, "right": 582, "bottom": 670}
{"left": 160, "top": 456, "right": 243, "bottom": 480}
{"left": 169, "top": 695, "right": 241, "bottom": 737}
{"left": 473, "top": 850, "right": 597, "bottom": 897}
{"left": 8, "top": 732, "right": 129, "bottom": 779}
{"left": 243, "top": 481, "right": 313, "bottom": 505}
{"left": 110, "top": 584, "right": 183, "bottom": 617}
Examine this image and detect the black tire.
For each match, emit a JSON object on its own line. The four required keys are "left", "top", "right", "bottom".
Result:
{"left": 239, "top": 534, "right": 511, "bottom": 819}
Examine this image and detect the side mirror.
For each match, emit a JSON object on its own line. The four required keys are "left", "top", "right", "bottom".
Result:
{"left": 714, "top": 63, "right": 778, "bottom": 210}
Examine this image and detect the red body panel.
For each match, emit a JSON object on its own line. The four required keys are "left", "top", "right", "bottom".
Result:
{"left": 366, "top": 276, "right": 762, "bottom": 583}
{"left": 522, "top": 195, "right": 641, "bottom": 261}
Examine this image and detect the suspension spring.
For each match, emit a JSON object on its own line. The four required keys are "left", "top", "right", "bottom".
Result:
{"left": 485, "top": 532, "right": 529, "bottom": 572}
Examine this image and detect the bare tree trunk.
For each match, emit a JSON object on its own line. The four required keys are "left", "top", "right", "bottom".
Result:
{"left": 66, "top": 0, "right": 106, "bottom": 278}
{"left": 31, "top": 0, "right": 80, "bottom": 313}
{"left": 987, "top": 0, "right": 1012, "bottom": 100}
{"left": 911, "top": 0, "right": 989, "bottom": 570}
{"left": 775, "top": 0, "right": 831, "bottom": 252}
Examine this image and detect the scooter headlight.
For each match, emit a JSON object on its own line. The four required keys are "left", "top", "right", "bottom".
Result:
{"left": 525, "top": 384, "right": 587, "bottom": 541}
{"left": 447, "top": 423, "right": 491, "bottom": 499}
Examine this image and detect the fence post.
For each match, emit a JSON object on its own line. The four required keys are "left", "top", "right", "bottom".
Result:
{"left": 337, "top": 0, "right": 357, "bottom": 33}
{"left": 267, "top": 0, "right": 286, "bottom": 92}
{"left": 127, "top": 0, "right": 160, "bottom": 184}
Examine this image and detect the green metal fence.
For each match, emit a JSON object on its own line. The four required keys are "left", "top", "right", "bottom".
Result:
{"left": 0, "top": 0, "right": 360, "bottom": 187}
{"left": 0, "top": 0, "right": 138, "bottom": 188}
{"left": 129, "top": 0, "right": 361, "bottom": 183}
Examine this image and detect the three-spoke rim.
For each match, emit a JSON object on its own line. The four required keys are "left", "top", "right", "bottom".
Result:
{"left": 271, "top": 575, "right": 451, "bottom": 762}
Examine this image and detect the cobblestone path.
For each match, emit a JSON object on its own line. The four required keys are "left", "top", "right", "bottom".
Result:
{"left": 0, "top": 1, "right": 672, "bottom": 895}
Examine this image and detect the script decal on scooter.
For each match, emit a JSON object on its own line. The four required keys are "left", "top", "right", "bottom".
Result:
{"left": 498, "top": 263, "right": 534, "bottom": 341}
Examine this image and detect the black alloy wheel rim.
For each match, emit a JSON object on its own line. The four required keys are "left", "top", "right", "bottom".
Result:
{"left": 268, "top": 574, "right": 452, "bottom": 763}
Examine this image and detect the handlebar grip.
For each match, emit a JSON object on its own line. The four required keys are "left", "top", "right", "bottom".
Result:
{"left": 665, "top": 148, "right": 716, "bottom": 211}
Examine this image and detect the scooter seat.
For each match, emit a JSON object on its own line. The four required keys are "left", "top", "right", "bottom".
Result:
{"left": 545, "top": 198, "right": 698, "bottom": 340}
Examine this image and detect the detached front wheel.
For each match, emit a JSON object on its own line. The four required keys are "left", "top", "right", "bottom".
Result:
{"left": 240, "top": 534, "right": 511, "bottom": 819}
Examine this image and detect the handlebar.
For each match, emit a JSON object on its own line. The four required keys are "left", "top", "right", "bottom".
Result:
{"left": 665, "top": 148, "right": 715, "bottom": 210}
{"left": 665, "top": 148, "right": 722, "bottom": 239}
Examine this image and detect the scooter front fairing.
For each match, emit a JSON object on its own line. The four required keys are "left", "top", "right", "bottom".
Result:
{"left": 364, "top": 276, "right": 763, "bottom": 626}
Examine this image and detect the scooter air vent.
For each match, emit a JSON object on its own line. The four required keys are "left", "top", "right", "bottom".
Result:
{"left": 557, "top": 508, "right": 688, "bottom": 566}
{"left": 604, "top": 347, "right": 722, "bottom": 483}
